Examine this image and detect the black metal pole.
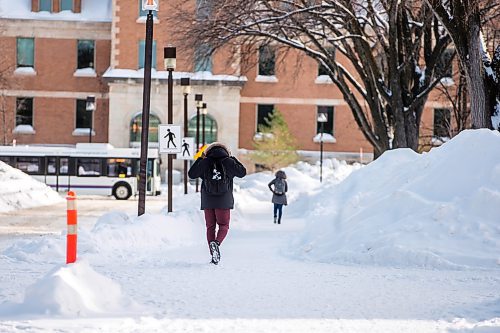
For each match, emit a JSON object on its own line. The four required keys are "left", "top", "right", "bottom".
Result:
{"left": 89, "top": 113, "right": 92, "bottom": 143}
{"left": 195, "top": 105, "right": 200, "bottom": 192}
{"left": 320, "top": 122, "right": 324, "bottom": 183}
{"left": 202, "top": 113, "right": 206, "bottom": 146}
{"left": 167, "top": 68, "right": 173, "bottom": 213}
{"left": 183, "top": 93, "right": 188, "bottom": 195}
{"left": 138, "top": 10, "right": 154, "bottom": 216}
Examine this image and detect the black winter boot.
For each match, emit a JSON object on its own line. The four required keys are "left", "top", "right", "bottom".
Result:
{"left": 209, "top": 240, "right": 220, "bottom": 265}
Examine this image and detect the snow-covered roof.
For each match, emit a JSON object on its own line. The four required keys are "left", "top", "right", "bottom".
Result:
{"left": 0, "top": 0, "right": 112, "bottom": 22}
{"left": 103, "top": 68, "right": 248, "bottom": 85}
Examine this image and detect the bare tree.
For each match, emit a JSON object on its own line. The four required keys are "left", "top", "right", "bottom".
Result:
{"left": 434, "top": 65, "right": 470, "bottom": 138}
{"left": 170, "top": 0, "right": 453, "bottom": 158}
{"left": 425, "top": 0, "right": 500, "bottom": 130}
{"left": 0, "top": 27, "right": 12, "bottom": 146}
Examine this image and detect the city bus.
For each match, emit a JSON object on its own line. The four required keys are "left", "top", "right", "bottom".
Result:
{"left": 0, "top": 143, "right": 161, "bottom": 200}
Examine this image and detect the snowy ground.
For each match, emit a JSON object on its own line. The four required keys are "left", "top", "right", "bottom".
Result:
{"left": 0, "top": 130, "right": 499, "bottom": 332}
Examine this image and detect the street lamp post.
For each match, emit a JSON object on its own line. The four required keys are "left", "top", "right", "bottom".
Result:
{"left": 317, "top": 112, "right": 328, "bottom": 183}
{"left": 201, "top": 102, "right": 207, "bottom": 146}
{"left": 164, "top": 46, "right": 176, "bottom": 213}
{"left": 85, "top": 95, "right": 96, "bottom": 143}
{"left": 194, "top": 94, "right": 203, "bottom": 192}
{"left": 181, "top": 77, "right": 190, "bottom": 195}
{"left": 138, "top": 2, "right": 157, "bottom": 216}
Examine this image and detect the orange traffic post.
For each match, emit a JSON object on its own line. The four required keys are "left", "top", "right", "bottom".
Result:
{"left": 66, "top": 191, "right": 77, "bottom": 264}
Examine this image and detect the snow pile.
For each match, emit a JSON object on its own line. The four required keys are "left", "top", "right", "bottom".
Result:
{"left": 86, "top": 210, "right": 204, "bottom": 257}
{"left": 0, "top": 161, "right": 63, "bottom": 213}
{"left": 293, "top": 129, "right": 500, "bottom": 270}
{"left": 1, "top": 209, "right": 204, "bottom": 264}
{"left": 233, "top": 159, "right": 361, "bottom": 229}
{"left": 0, "top": 260, "right": 139, "bottom": 317}
{"left": 2, "top": 236, "right": 65, "bottom": 264}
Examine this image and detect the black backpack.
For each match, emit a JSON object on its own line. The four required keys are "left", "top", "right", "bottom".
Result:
{"left": 203, "top": 159, "right": 230, "bottom": 195}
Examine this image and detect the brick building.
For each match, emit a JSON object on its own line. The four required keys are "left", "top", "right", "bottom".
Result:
{"left": 0, "top": 0, "right": 111, "bottom": 145}
{"left": 0, "top": 0, "right": 454, "bottom": 171}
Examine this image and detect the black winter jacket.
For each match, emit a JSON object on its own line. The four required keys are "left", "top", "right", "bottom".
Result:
{"left": 188, "top": 144, "right": 246, "bottom": 210}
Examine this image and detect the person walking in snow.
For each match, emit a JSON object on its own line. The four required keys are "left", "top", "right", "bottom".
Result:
{"left": 268, "top": 170, "right": 288, "bottom": 224}
{"left": 188, "top": 142, "right": 246, "bottom": 265}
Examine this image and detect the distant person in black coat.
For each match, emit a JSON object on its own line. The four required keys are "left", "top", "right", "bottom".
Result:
{"left": 188, "top": 142, "right": 246, "bottom": 264}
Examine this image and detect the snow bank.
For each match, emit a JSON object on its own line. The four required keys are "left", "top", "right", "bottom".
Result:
{"left": 2, "top": 209, "right": 204, "bottom": 264}
{"left": 233, "top": 159, "right": 361, "bottom": 229}
{"left": 87, "top": 210, "right": 204, "bottom": 257}
{"left": 0, "top": 161, "right": 63, "bottom": 213}
{"left": 293, "top": 129, "right": 500, "bottom": 270}
{"left": 2, "top": 236, "right": 65, "bottom": 264}
{"left": 0, "top": 260, "right": 139, "bottom": 317}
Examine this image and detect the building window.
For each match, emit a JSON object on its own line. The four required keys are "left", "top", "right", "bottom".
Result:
{"left": 60, "top": 0, "right": 73, "bottom": 11}
{"left": 318, "top": 61, "right": 329, "bottom": 76}
{"left": 39, "top": 0, "right": 52, "bottom": 11}
{"left": 139, "top": 0, "right": 157, "bottom": 17}
{"left": 187, "top": 114, "right": 218, "bottom": 144}
{"left": 433, "top": 108, "right": 451, "bottom": 138}
{"left": 130, "top": 113, "right": 161, "bottom": 144}
{"left": 76, "top": 99, "right": 92, "bottom": 129}
{"left": 16, "top": 98, "right": 33, "bottom": 127}
{"left": 318, "top": 48, "right": 336, "bottom": 76}
{"left": 258, "top": 45, "right": 275, "bottom": 76}
{"left": 436, "top": 49, "right": 454, "bottom": 78}
{"left": 16, "top": 38, "right": 34, "bottom": 68}
{"left": 194, "top": 44, "right": 212, "bottom": 72}
{"left": 138, "top": 40, "right": 157, "bottom": 69}
{"left": 77, "top": 40, "right": 95, "bottom": 69}
{"left": 257, "top": 104, "right": 274, "bottom": 131}
{"left": 317, "top": 106, "right": 334, "bottom": 135}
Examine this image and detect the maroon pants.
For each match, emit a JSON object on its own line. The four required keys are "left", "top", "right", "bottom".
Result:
{"left": 204, "top": 208, "right": 230, "bottom": 246}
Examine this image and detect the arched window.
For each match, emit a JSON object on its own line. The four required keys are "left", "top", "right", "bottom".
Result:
{"left": 187, "top": 114, "right": 218, "bottom": 145}
{"left": 130, "top": 113, "right": 161, "bottom": 146}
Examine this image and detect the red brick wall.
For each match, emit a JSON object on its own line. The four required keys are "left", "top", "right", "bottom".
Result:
{"left": 0, "top": 34, "right": 110, "bottom": 145}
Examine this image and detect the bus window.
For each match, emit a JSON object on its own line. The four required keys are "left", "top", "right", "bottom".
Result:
{"left": 77, "top": 158, "right": 101, "bottom": 176}
{"left": 16, "top": 157, "right": 41, "bottom": 174}
{"left": 0, "top": 156, "right": 11, "bottom": 166}
{"left": 47, "top": 157, "right": 56, "bottom": 174}
{"left": 47, "top": 157, "right": 69, "bottom": 175}
{"left": 60, "top": 158, "right": 69, "bottom": 174}
{"left": 107, "top": 158, "right": 133, "bottom": 177}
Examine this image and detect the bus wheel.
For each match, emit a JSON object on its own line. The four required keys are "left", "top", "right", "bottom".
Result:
{"left": 113, "top": 182, "right": 132, "bottom": 200}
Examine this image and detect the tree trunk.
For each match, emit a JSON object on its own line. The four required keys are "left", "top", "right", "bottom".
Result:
{"left": 465, "top": 16, "right": 490, "bottom": 129}
{"left": 0, "top": 96, "right": 6, "bottom": 145}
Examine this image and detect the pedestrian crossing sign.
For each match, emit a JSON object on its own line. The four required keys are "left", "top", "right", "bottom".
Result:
{"left": 158, "top": 125, "right": 181, "bottom": 154}
{"left": 176, "top": 137, "right": 195, "bottom": 160}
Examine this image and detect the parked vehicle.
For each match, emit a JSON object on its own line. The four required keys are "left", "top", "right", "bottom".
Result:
{"left": 0, "top": 143, "right": 161, "bottom": 200}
